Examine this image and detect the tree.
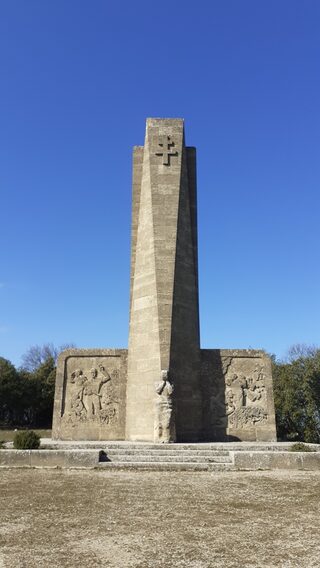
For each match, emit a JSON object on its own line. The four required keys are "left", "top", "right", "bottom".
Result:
{"left": 273, "top": 346, "right": 320, "bottom": 443}
{"left": 285, "top": 343, "right": 318, "bottom": 363}
{"left": 26, "top": 357, "right": 57, "bottom": 427}
{"left": 21, "top": 343, "right": 75, "bottom": 372}
{"left": 19, "top": 343, "right": 76, "bottom": 427}
{"left": 0, "top": 357, "right": 29, "bottom": 426}
{"left": 0, "top": 344, "right": 70, "bottom": 428}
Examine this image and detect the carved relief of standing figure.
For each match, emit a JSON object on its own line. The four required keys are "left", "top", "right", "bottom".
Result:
{"left": 226, "top": 373, "right": 246, "bottom": 408}
{"left": 225, "top": 389, "right": 235, "bottom": 416}
{"left": 83, "top": 367, "right": 109, "bottom": 418}
{"left": 69, "top": 369, "right": 87, "bottom": 417}
{"left": 154, "top": 369, "right": 176, "bottom": 443}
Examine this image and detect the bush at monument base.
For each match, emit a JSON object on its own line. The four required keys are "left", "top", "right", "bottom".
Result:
{"left": 289, "top": 442, "right": 316, "bottom": 453}
{"left": 13, "top": 430, "right": 41, "bottom": 450}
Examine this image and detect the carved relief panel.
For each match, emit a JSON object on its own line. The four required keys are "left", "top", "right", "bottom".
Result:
{"left": 223, "top": 359, "right": 268, "bottom": 429}
{"left": 52, "top": 349, "right": 127, "bottom": 440}
{"left": 201, "top": 349, "right": 276, "bottom": 441}
{"left": 63, "top": 358, "right": 121, "bottom": 425}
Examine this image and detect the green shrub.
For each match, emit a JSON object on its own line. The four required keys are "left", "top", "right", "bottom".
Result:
{"left": 13, "top": 430, "right": 41, "bottom": 450}
{"left": 0, "top": 440, "right": 5, "bottom": 449}
{"left": 289, "top": 442, "right": 315, "bottom": 453}
{"left": 273, "top": 347, "right": 320, "bottom": 443}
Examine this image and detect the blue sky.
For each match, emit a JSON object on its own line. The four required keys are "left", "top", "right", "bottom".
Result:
{"left": 1, "top": 1, "right": 319, "bottom": 366}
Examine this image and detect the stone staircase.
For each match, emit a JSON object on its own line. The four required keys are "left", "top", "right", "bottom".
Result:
{"left": 3, "top": 440, "right": 319, "bottom": 471}
{"left": 96, "top": 443, "right": 234, "bottom": 471}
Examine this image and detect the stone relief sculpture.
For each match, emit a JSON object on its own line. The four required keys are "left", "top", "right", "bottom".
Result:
{"left": 154, "top": 369, "right": 176, "bottom": 443}
{"left": 83, "top": 367, "right": 109, "bottom": 418}
{"left": 221, "top": 357, "right": 232, "bottom": 376}
{"left": 69, "top": 369, "right": 87, "bottom": 418}
{"left": 222, "top": 361, "right": 268, "bottom": 428}
{"left": 65, "top": 364, "right": 119, "bottom": 425}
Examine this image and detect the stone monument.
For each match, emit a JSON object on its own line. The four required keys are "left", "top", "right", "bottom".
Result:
{"left": 52, "top": 118, "right": 277, "bottom": 442}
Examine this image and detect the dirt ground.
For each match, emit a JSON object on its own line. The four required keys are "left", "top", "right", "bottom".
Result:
{"left": 0, "top": 469, "right": 319, "bottom": 568}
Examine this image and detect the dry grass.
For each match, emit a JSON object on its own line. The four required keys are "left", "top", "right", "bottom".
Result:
{"left": 0, "top": 469, "right": 319, "bottom": 567}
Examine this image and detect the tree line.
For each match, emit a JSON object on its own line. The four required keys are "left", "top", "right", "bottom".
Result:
{"left": 0, "top": 344, "right": 70, "bottom": 429}
{"left": 272, "top": 344, "right": 320, "bottom": 443}
{"left": 0, "top": 343, "right": 319, "bottom": 442}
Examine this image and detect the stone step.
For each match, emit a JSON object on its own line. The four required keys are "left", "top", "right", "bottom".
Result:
{"left": 105, "top": 449, "right": 230, "bottom": 457}
{"left": 101, "top": 444, "right": 230, "bottom": 451}
{"left": 43, "top": 440, "right": 302, "bottom": 452}
{"left": 96, "top": 461, "right": 234, "bottom": 472}
{"left": 47, "top": 442, "right": 236, "bottom": 451}
{"left": 103, "top": 444, "right": 292, "bottom": 452}
{"left": 103, "top": 454, "right": 233, "bottom": 464}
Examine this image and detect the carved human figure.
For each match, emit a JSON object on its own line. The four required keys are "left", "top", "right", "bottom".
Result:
{"left": 225, "top": 389, "right": 235, "bottom": 416}
{"left": 69, "top": 369, "right": 87, "bottom": 417}
{"left": 154, "top": 369, "right": 176, "bottom": 443}
{"left": 246, "top": 383, "right": 266, "bottom": 406}
{"left": 98, "top": 365, "right": 119, "bottom": 423}
{"left": 225, "top": 373, "right": 246, "bottom": 408}
{"left": 246, "top": 371, "right": 267, "bottom": 406}
{"left": 83, "top": 367, "right": 110, "bottom": 418}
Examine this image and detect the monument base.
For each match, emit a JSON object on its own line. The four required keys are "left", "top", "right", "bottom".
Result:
{"left": 3, "top": 441, "right": 319, "bottom": 470}
{"left": 52, "top": 348, "right": 276, "bottom": 442}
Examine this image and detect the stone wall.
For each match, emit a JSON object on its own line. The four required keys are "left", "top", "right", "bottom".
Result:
{"left": 201, "top": 349, "right": 277, "bottom": 442}
{"left": 52, "top": 349, "right": 127, "bottom": 441}
{"left": 52, "top": 348, "right": 277, "bottom": 442}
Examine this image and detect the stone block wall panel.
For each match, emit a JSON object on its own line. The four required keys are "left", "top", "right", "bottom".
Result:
{"left": 201, "top": 349, "right": 277, "bottom": 442}
{"left": 52, "top": 349, "right": 127, "bottom": 440}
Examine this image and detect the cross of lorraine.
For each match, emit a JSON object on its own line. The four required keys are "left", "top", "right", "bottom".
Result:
{"left": 155, "top": 135, "right": 178, "bottom": 166}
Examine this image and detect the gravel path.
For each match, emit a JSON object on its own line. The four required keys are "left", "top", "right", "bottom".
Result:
{"left": 0, "top": 469, "right": 319, "bottom": 567}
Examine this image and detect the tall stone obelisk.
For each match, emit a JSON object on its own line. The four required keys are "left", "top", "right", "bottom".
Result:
{"left": 126, "top": 118, "right": 202, "bottom": 442}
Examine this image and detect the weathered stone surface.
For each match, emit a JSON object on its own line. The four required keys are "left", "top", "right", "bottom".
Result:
{"left": 154, "top": 369, "right": 175, "bottom": 443}
{"left": 0, "top": 450, "right": 31, "bottom": 467}
{"left": 2, "top": 445, "right": 320, "bottom": 470}
{"left": 52, "top": 349, "right": 127, "bottom": 440}
{"left": 201, "top": 349, "right": 276, "bottom": 441}
{"left": 126, "top": 119, "right": 202, "bottom": 442}
{"left": 0, "top": 450, "right": 100, "bottom": 468}
{"left": 232, "top": 451, "right": 320, "bottom": 470}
